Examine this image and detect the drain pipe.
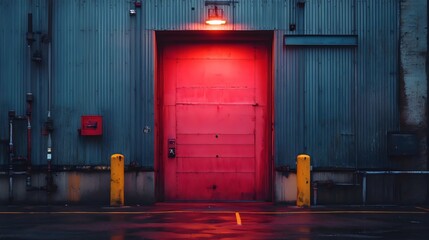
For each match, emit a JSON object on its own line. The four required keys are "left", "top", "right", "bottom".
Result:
{"left": 426, "top": 1, "right": 429, "bottom": 203}
{"left": 426, "top": 0, "right": 429, "bottom": 203}
{"left": 426, "top": 1, "right": 429, "bottom": 202}
{"left": 26, "top": 93, "right": 33, "bottom": 189}
{"left": 8, "top": 111, "right": 15, "bottom": 202}
{"left": 26, "top": 10, "right": 35, "bottom": 190}
{"left": 44, "top": 0, "right": 56, "bottom": 193}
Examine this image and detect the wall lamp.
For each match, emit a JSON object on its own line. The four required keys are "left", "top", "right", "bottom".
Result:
{"left": 205, "top": 6, "right": 226, "bottom": 25}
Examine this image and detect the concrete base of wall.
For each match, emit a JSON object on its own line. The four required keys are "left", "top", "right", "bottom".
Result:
{"left": 275, "top": 171, "right": 429, "bottom": 205}
{"left": 0, "top": 171, "right": 154, "bottom": 205}
{"left": 1, "top": 171, "right": 427, "bottom": 205}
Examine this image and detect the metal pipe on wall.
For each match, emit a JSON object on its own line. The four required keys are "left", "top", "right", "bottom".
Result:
{"left": 26, "top": 93, "right": 33, "bottom": 189}
{"left": 26, "top": 9, "right": 34, "bottom": 189}
{"left": 426, "top": 0, "right": 429, "bottom": 202}
{"left": 27, "top": 13, "right": 32, "bottom": 92}
{"left": 8, "top": 112, "right": 14, "bottom": 202}
{"left": 45, "top": 0, "right": 56, "bottom": 193}
{"left": 47, "top": 0, "right": 52, "bottom": 117}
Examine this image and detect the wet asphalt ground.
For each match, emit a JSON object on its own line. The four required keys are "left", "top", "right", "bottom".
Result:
{"left": 0, "top": 203, "right": 428, "bottom": 239}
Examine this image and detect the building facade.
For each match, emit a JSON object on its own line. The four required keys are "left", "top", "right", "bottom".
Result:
{"left": 0, "top": 0, "right": 427, "bottom": 204}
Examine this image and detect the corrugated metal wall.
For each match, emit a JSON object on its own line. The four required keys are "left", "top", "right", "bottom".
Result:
{"left": 0, "top": 0, "right": 399, "bottom": 169}
{"left": 355, "top": 0, "right": 400, "bottom": 168}
{"left": 1, "top": 0, "right": 39, "bottom": 164}
{"left": 275, "top": 0, "right": 399, "bottom": 169}
{"left": 0, "top": 0, "right": 154, "bottom": 167}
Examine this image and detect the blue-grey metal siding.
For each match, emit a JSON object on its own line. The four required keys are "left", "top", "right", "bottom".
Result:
{"left": 355, "top": 0, "right": 400, "bottom": 168}
{"left": 53, "top": 0, "right": 133, "bottom": 165}
{"left": 0, "top": 0, "right": 154, "bottom": 167}
{"left": 1, "top": 0, "right": 399, "bottom": 169}
{"left": 303, "top": 48, "right": 356, "bottom": 168}
{"left": 275, "top": 0, "right": 399, "bottom": 169}
{"left": 0, "top": 0, "right": 36, "bottom": 164}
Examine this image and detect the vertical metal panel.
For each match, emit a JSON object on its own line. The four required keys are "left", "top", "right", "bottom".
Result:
{"left": 140, "top": 30, "right": 155, "bottom": 167}
{"left": 304, "top": 48, "right": 355, "bottom": 168}
{"left": 304, "top": 0, "right": 355, "bottom": 35}
{"left": 355, "top": 0, "right": 399, "bottom": 168}
{"left": 274, "top": 31, "right": 305, "bottom": 168}
{"left": 275, "top": 44, "right": 356, "bottom": 168}
{"left": 234, "top": 0, "right": 278, "bottom": 30}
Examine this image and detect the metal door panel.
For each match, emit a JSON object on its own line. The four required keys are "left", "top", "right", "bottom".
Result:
{"left": 176, "top": 144, "right": 255, "bottom": 158}
{"left": 176, "top": 173, "right": 256, "bottom": 200}
{"left": 161, "top": 41, "right": 269, "bottom": 201}
{"left": 176, "top": 60, "right": 255, "bottom": 89}
{"left": 176, "top": 88, "right": 255, "bottom": 104}
{"left": 176, "top": 105, "right": 255, "bottom": 135}
{"left": 177, "top": 134, "right": 254, "bottom": 145}
{"left": 177, "top": 157, "right": 255, "bottom": 173}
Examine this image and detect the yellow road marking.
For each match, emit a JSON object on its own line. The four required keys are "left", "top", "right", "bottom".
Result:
{"left": 235, "top": 212, "right": 242, "bottom": 225}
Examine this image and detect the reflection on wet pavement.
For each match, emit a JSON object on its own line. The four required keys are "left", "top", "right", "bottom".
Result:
{"left": 0, "top": 204, "right": 428, "bottom": 239}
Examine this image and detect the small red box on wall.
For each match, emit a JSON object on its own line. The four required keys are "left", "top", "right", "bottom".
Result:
{"left": 80, "top": 115, "right": 103, "bottom": 136}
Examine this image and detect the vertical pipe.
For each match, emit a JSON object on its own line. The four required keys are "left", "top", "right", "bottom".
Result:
{"left": 47, "top": 134, "right": 52, "bottom": 188}
{"left": 47, "top": 45, "right": 52, "bottom": 117}
{"left": 353, "top": 0, "right": 358, "bottom": 169}
{"left": 423, "top": 0, "right": 429, "bottom": 204}
{"left": 27, "top": 48, "right": 31, "bottom": 91}
{"left": 26, "top": 93, "right": 33, "bottom": 189}
{"left": 47, "top": 42, "right": 52, "bottom": 182}
{"left": 362, "top": 174, "right": 367, "bottom": 205}
{"left": 47, "top": 0, "right": 52, "bottom": 118}
{"left": 46, "top": 0, "right": 54, "bottom": 192}
{"left": 26, "top": 12, "right": 33, "bottom": 89}
{"left": 231, "top": 0, "right": 235, "bottom": 30}
{"left": 26, "top": 10, "right": 34, "bottom": 189}
{"left": 313, "top": 183, "right": 317, "bottom": 206}
{"left": 8, "top": 113, "right": 14, "bottom": 202}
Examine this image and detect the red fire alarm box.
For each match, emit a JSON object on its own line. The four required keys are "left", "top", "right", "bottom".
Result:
{"left": 80, "top": 115, "right": 103, "bottom": 136}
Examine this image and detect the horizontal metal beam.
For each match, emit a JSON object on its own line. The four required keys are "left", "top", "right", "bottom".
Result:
{"left": 284, "top": 35, "right": 358, "bottom": 46}
{"left": 205, "top": 1, "right": 238, "bottom": 6}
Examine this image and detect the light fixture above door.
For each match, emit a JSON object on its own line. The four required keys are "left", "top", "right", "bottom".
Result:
{"left": 205, "top": 6, "right": 226, "bottom": 25}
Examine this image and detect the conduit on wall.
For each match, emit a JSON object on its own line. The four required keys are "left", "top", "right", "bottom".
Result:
{"left": 25, "top": 10, "right": 34, "bottom": 190}
{"left": 44, "top": 0, "right": 56, "bottom": 193}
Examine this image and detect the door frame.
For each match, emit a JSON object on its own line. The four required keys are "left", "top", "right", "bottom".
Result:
{"left": 154, "top": 31, "right": 274, "bottom": 202}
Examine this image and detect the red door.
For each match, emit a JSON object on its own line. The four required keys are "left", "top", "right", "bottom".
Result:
{"left": 160, "top": 41, "right": 270, "bottom": 201}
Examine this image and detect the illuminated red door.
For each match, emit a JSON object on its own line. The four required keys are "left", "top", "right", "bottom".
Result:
{"left": 161, "top": 41, "right": 269, "bottom": 201}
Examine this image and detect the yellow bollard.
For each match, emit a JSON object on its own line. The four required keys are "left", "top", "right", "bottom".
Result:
{"left": 296, "top": 154, "right": 311, "bottom": 207}
{"left": 110, "top": 154, "right": 124, "bottom": 206}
